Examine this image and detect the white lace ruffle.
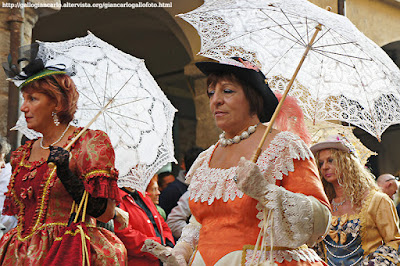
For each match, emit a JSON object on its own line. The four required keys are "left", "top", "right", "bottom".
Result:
{"left": 256, "top": 185, "right": 314, "bottom": 248}
{"left": 187, "top": 131, "right": 313, "bottom": 204}
{"left": 244, "top": 246, "right": 323, "bottom": 264}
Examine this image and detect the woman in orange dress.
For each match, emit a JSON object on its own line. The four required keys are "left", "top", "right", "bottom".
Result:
{"left": 0, "top": 57, "right": 127, "bottom": 265}
{"left": 143, "top": 57, "right": 331, "bottom": 265}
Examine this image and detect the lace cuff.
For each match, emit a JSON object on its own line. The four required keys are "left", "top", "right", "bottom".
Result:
{"left": 258, "top": 184, "right": 314, "bottom": 248}
{"left": 177, "top": 215, "right": 201, "bottom": 251}
{"left": 361, "top": 245, "right": 400, "bottom": 265}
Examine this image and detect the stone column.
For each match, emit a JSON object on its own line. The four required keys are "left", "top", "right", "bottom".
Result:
{"left": 184, "top": 61, "right": 221, "bottom": 149}
{"left": 0, "top": 0, "right": 61, "bottom": 147}
{"left": 0, "top": 5, "right": 14, "bottom": 138}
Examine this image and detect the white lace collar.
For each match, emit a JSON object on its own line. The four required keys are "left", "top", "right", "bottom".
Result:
{"left": 187, "top": 131, "right": 314, "bottom": 205}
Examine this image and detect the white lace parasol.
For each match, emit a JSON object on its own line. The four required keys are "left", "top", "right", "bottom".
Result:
{"left": 15, "top": 32, "right": 177, "bottom": 192}
{"left": 179, "top": 0, "right": 400, "bottom": 141}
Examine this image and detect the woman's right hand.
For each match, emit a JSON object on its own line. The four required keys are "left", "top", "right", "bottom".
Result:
{"left": 235, "top": 157, "right": 272, "bottom": 202}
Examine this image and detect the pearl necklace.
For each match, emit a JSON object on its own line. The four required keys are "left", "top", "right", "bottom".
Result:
{"left": 331, "top": 198, "right": 346, "bottom": 212}
{"left": 40, "top": 124, "right": 71, "bottom": 150}
{"left": 219, "top": 123, "right": 259, "bottom": 147}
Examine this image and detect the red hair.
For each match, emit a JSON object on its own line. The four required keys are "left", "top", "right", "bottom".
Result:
{"left": 147, "top": 175, "right": 158, "bottom": 191}
{"left": 22, "top": 74, "right": 79, "bottom": 124}
{"left": 274, "top": 92, "right": 311, "bottom": 145}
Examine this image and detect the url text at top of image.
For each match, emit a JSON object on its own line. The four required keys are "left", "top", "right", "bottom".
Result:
{"left": 1, "top": 2, "right": 173, "bottom": 9}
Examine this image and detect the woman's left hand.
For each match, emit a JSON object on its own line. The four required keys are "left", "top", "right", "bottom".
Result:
{"left": 141, "top": 239, "right": 187, "bottom": 266}
{"left": 235, "top": 157, "right": 272, "bottom": 201}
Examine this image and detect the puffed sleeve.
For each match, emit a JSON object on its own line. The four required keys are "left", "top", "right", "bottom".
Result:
{"left": 253, "top": 132, "right": 331, "bottom": 247}
{"left": 361, "top": 191, "right": 400, "bottom": 264}
{"left": 279, "top": 158, "right": 332, "bottom": 245}
{"left": 69, "top": 129, "right": 121, "bottom": 202}
{"left": 237, "top": 158, "right": 331, "bottom": 248}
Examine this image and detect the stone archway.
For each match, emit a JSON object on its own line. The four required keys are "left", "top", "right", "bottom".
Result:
{"left": 31, "top": 0, "right": 200, "bottom": 169}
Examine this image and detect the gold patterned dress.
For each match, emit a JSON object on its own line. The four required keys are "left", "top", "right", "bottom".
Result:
{"left": 0, "top": 128, "right": 127, "bottom": 265}
{"left": 319, "top": 190, "right": 400, "bottom": 265}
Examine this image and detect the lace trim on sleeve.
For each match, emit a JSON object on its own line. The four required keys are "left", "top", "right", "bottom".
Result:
{"left": 177, "top": 216, "right": 201, "bottom": 250}
{"left": 258, "top": 131, "right": 314, "bottom": 181}
{"left": 256, "top": 185, "right": 314, "bottom": 248}
{"left": 243, "top": 246, "right": 323, "bottom": 264}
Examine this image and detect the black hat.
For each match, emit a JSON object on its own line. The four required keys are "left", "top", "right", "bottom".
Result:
{"left": 195, "top": 57, "right": 278, "bottom": 123}
{"left": 2, "top": 43, "right": 73, "bottom": 89}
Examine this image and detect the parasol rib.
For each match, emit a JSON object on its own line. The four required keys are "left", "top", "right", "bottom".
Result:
{"left": 48, "top": 98, "right": 114, "bottom": 168}
{"left": 251, "top": 23, "right": 323, "bottom": 162}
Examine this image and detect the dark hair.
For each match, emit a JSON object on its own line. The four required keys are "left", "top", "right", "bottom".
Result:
{"left": 184, "top": 146, "right": 205, "bottom": 171}
{"left": 206, "top": 72, "right": 265, "bottom": 121}
{"left": 158, "top": 171, "right": 174, "bottom": 189}
{"left": 0, "top": 136, "right": 11, "bottom": 156}
{"left": 21, "top": 74, "right": 79, "bottom": 124}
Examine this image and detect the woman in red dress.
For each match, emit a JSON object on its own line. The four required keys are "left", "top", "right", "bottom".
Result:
{"left": 0, "top": 58, "right": 127, "bottom": 265}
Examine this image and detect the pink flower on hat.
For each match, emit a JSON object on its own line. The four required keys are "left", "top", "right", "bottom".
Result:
{"left": 219, "top": 57, "right": 261, "bottom": 72}
{"left": 237, "top": 58, "right": 260, "bottom": 72}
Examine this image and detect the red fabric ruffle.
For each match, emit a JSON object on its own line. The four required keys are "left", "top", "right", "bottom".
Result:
{"left": 84, "top": 169, "right": 122, "bottom": 203}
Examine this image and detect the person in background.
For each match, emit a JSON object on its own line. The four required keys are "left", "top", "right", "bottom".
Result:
{"left": 160, "top": 146, "right": 204, "bottom": 217}
{"left": 114, "top": 184, "right": 175, "bottom": 266}
{"left": 376, "top": 173, "right": 399, "bottom": 200}
{"left": 158, "top": 171, "right": 175, "bottom": 192}
{"left": 166, "top": 190, "right": 191, "bottom": 241}
{"left": 147, "top": 174, "right": 166, "bottom": 220}
{"left": 311, "top": 134, "right": 400, "bottom": 265}
{"left": 0, "top": 136, "right": 17, "bottom": 238}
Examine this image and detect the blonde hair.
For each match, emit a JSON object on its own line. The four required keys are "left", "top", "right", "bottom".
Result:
{"left": 315, "top": 149, "right": 378, "bottom": 210}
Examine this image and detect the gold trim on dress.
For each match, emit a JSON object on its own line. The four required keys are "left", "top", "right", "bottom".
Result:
{"left": 240, "top": 244, "right": 308, "bottom": 265}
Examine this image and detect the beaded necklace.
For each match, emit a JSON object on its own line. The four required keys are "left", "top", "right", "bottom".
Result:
{"left": 40, "top": 124, "right": 71, "bottom": 150}
{"left": 331, "top": 198, "right": 346, "bottom": 212}
{"left": 219, "top": 123, "right": 259, "bottom": 147}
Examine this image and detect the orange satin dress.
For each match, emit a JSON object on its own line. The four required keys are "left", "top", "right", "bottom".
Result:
{"left": 184, "top": 132, "right": 330, "bottom": 265}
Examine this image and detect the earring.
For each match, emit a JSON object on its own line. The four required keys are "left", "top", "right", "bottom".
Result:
{"left": 337, "top": 176, "right": 344, "bottom": 187}
{"left": 52, "top": 111, "right": 60, "bottom": 126}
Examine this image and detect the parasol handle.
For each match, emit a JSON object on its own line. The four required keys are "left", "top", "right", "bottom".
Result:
{"left": 251, "top": 23, "right": 323, "bottom": 163}
{"left": 48, "top": 98, "right": 114, "bottom": 168}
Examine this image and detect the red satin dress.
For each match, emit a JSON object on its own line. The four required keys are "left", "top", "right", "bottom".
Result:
{"left": 0, "top": 128, "right": 127, "bottom": 265}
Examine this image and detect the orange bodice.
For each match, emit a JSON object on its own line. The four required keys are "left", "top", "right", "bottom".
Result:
{"left": 190, "top": 195, "right": 260, "bottom": 265}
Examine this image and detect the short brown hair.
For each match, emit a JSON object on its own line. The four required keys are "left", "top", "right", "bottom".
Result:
{"left": 22, "top": 74, "right": 79, "bottom": 124}
{"left": 206, "top": 73, "right": 265, "bottom": 121}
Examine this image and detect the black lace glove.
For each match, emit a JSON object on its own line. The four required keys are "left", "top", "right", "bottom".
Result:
{"left": 47, "top": 146, "right": 108, "bottom": 218}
